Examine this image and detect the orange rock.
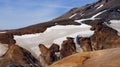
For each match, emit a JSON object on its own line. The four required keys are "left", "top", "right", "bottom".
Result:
{"left": 50, "top": 48, "right": 120, "bottom": 67}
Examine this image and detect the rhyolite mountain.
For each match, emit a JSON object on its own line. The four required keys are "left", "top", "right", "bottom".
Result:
{"left": 0, "top": 0, "right": 120, "bottom": 67}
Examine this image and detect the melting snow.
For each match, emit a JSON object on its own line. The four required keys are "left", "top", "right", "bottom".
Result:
{"left": 69, "top": 13, "right": 77, "bottom": 19}
{"left": 97, "top": 4, "right": 103, "bottom": 9}
{"left": 14, "top": 24, "right": 94, "bottom": 58}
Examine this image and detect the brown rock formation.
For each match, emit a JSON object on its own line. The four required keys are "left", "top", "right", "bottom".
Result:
{"left": 0, "top": 45, "right": 41, "bottom": 67}
{"left": 90, "top": 21, "right": 120, "bottom": 50}
{"left": 49, "top": 48, "right": 120, "bottom": 67}
{"left": 39, "top": 43, "right": 59, "bottom": 65}
{"left": 0, "top": 33, "right": 16, "bottom": 46}
{"left": 78, "top": 37, "right": 92, "bottom": 52}
{"left": 77, "top": 21, "right": 120, "bottom": 51}
{"left": 60, "top": 37, "right": 76, "bottom": 58}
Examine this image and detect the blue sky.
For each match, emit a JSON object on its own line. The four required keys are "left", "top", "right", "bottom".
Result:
{"left": 0, "top": 0, "right": 96, "bottom": 30}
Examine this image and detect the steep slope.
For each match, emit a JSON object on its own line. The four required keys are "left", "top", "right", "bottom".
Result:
{"left": 55, "top": 0, "right": 120, "bottom": 20}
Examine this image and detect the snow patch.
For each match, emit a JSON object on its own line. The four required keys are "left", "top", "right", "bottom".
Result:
{"left": 117, "top": 9, "right": 120, "bottom": 12}
{"left": 14, "top": 33, "right": 40, "bottom": 38}
{"left": 91, "top": 10, "right": 107, "bottom": 19}
{"left": 75, "top": 19, "right": 91, "bottom": 23}
{"left": 0, "top": 32, "right": 6, "bottom": 33}
{"left": 107, "top": 20, "right": 120, "bottom": 36}
{"left": 0, "top": 43, "right": 8, "bottom": 56}
{"left": 81, "top": 14, "right": 84, "bottom": 16}
{"left": 69, "top": 13, "right": 77, "bottom": 19}
{"left": 97, "top": 4, "right": 103, "bottom": 9}
{"left": 75, "top": 10, "right": 107, "bottom": 23}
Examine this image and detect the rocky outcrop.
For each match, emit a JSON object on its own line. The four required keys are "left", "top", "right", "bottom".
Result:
{"left": 78, "top": 37, "right": 92, "bottom": 52}
{"left": 90, "top": 21, "right": 120, "bottom": 50}
{"left": 60, "top": 37, "right": 76, "bottom": 58}
{"left": 49, "top": 48, "right": 120, "bottom": 67}
{"left": 0, "top": 33, "right": 16, "bottom": 46}
{"left": 77, "top": 20, "right": 120, "bottom": 51}
{"left": 39, "top": 43, "right": 59, "bottom": 66}
{"left": 0, "top": 45, "right": 41, "bottom": 67}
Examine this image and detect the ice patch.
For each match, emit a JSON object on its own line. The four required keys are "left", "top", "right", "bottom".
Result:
{"left": 91, "top": 10, "right": 107, "bottom": 19}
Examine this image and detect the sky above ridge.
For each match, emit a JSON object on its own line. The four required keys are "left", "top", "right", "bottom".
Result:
{"left": 0, "top": 0, "right": 96, "bottom": 30}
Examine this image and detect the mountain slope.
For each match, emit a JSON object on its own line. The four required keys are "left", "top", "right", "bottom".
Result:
{"left": 0, "top": 0, "right": 120, "bottom": 67}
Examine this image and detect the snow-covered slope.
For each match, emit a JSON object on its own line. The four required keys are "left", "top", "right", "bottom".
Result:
{"left": 14, "top": 24, "right": 94, "bottom": 58}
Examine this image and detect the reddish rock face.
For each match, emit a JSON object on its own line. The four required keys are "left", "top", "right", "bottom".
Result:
{"left": 0, "top": 45, "right": 41, "bottom": 67}
{"left": 60, "top": 37, "right": 76, "bottom": 58}
{"left": 0, "top": 33, "right": 16, "bottom": 46}
{"left": 39, "top": 43, "right": 60, "bottom": 65}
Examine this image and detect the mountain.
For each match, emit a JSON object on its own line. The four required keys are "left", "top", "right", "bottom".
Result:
{"left": 0, "top": 0, "right": 120, "bottom": 67}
